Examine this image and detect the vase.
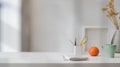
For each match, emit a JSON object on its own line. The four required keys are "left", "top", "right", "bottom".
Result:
{"left": 111, "top": 30, "right": 120, "bottom": 53}
{"left": 103, "top": 44, "right": 116, "bottom": 58}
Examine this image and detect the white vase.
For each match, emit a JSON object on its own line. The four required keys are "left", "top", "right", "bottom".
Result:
{"left": 111, "top": 30, "right": 120, "bottom": 53}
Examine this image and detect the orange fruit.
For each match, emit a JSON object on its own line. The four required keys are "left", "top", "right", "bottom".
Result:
{"left": 88, "top": 46, "right": 99, "bottom": 56}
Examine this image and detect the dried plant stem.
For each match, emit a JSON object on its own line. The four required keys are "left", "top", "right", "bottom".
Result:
{"left": 107, "top": 14, "right": 119, "bottom": 30}
{"left": 107, "top": 15, "right": 119, "bottom": 30}
{"left": 111, "top": 16, "right": 119, "bottom": 30}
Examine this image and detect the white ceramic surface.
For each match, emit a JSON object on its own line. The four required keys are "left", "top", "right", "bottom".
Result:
{"left": 0, "top": 52, "right": 120, "bottom": 67}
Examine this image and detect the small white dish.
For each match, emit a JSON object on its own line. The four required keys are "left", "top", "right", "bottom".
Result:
{"left": 63, "top": 55, "right": 88, "bottom": 61}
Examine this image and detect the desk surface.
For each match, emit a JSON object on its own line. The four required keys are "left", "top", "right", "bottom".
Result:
{"left": 0, "top": 52, "right": 120, "bottom": 63}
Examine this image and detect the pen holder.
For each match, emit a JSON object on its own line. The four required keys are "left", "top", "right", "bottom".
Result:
{"left": 74, "top": 46, "right": 83, "bottom": 56}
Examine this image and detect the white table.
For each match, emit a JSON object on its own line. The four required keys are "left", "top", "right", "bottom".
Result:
{"left": 0, "top": 52, "right": 120, "bottom": 67}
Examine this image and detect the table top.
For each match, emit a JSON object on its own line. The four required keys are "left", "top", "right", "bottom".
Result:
{"left": 0, "top": 52, "right": 120, "bottom": 63}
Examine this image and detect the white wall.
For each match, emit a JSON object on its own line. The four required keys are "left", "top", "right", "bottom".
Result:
{"left": 1, "top": 0, "right": 119, "bottom": 52}
{"left": 30, "top": 0, "right": 76, "bottom": 53}
{"left": 75, "top": 0, "right": 105, "bottom": 42}
{"left": 28, "top": 0, "right": 120, "bottom": 53}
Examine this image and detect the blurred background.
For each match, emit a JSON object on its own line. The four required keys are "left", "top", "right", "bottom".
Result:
{"left": 0, "top": 0, "right": 120, "bottom": 53}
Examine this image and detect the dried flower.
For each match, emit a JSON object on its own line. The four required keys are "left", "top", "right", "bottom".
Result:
{"left": 102, "top": 8, "right": 108, "bottom": 11}
{"left": 108, "top": 0, "right": 114, "bottom": 8}
{"left": 101, "top": 0, "right": 120, "bottom": 30}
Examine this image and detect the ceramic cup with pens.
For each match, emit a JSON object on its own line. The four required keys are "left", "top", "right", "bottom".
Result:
{"left": 103, "top": 44, "right": 116, "bottom": 58}
{"left": 74, "top": 45, "right": 83, "bottom": 56}
{"left": 74, "top": 38, "right": 86, "bottom": 56}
